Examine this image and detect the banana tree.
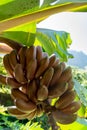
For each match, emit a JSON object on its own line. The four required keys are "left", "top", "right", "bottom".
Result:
{"left": 0, "top": 0, "right": 87, "bottom": 130}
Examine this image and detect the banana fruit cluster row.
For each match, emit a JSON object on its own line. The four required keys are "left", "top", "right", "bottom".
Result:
{"left": 0, "top": 45, "right": 81, "bottom": 124}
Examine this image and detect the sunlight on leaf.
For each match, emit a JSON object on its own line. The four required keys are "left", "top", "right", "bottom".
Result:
{"left": 58, "top": 120, "right": 87, "bottom": 130}
{"left": 0, "top": 106, "right": 6, "bottom": 113}
{"left": 36, "top": 28, "right": 73, "bottom": 61}
{"left": 0, "top": 0, "right": 87, "bottom": 23}
{"left": 20, "top": 122, "right": 43, "bottom": 130}
{"left": 0, "top": 0, "right": 40, "bottom": 21}
{"left": 0, "top": 22, "right": 36, "bottom": 46}
{"left": 78, "top": 104, "right": 86, "bottom": 117}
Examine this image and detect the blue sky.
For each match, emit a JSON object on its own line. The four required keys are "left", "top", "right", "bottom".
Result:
{"left": 38, "top": 12, "right": 87, "bottom": 54}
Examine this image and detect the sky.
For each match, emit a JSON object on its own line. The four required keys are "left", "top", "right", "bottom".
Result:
{"left": 37, "top": 12, "right": 87, "bottom": 54}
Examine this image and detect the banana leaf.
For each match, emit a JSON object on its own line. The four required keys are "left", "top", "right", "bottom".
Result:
{"left": 0, "top": 0, "right": 87, "bottom": 32}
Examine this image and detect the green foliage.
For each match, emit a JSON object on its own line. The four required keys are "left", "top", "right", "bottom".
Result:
{"left": 73, "top": 68, "right": 87, "bottom": 86}
{"left": 31, "top": 114, "right": 50, "bottom": 130}
{"left": 0, "top": 0, "right": 40, "bottom": 21}
{"left": 36, "top": 28, "right": 73, "bottom": 61}
{"left": 72, "top": 68, "right": 87, "bottom": 106}
{"left": 58, "top": 0, "right": 87, "bottom": 3}
{"left": 0, "top": 27, "right": 73, "bottom": 61}
{"left": 74, "top": 79, "right": 87, "bottom": 106}
{"left": 20, "top": 122, "right": 43, "bottom": 130}
{"left": 58, "top": 121, "right": 87, "bottom": 130}
{"left": 0, "top": 108, "right": 50, "bottom": 130}
{"left": 0, "top": 0, "right": 87, "bottom": 35}
{"left": 0, "top": 0, "right": 86, "bottom": 23}
{"left": 0, "top": 22, "right": 36, "bottom": 46}
{"left": 0, "top": 57, "right": 10, "bottom": 95}
{"left": 72, "top": 68, "right": 87, "bottom": 126}
{"left": 0, "top": 57, "right": 7, "bottom": 75}
{"left": 0, "top": 1, "right": 86, "bottom": 55}
{"left": 0, "top": 112, "right": 28, "bottom": 130}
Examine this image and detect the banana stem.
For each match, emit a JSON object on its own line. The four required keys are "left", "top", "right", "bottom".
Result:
{"left": 0, "top": 37, "right": 23, "bottom": 51}
{"left": 0, "top": 3, "right": 86, "bottom": 32}
{"left": 48, "top": 113, "right": 59, "bottom": 130}
{"left": 0, "top": 43, "right": 12, "bottom": 54}
{"left": 44, "top": 100, "right": 59, "bottom": 130}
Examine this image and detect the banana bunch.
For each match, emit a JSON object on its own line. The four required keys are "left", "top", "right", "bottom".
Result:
{"left": 0, "top": 45, "right": 81, "bottom": 124}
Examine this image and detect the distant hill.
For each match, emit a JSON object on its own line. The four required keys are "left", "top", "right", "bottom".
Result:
{"left": 67, "top": 50, "right": 87, "bottom": 69}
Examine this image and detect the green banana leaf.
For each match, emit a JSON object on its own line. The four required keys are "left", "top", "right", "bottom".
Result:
{"left": 0, "top": 27, "right": 73, "bottom": 62}
{"left": 77, "top": 117, "right": 87, "bottom": 126}
{"left": 74, "top": 79, "right": 87, "bottom": 106}
{"left": 0, "top": 0, "right": 87, "bottom": 32}
{"left": 0, "top": 0, "right": 86, "bottom": 60}
{"left": 0, "top": 22, "right": 36, "bottom": 46}
{"left": 35, "top": 28, "right": 73, "bottom": 61}
{"left": 0, "top": 0, "right": 40, "bottom": 21}
{"left": 0, "top": 0, "right": 86, "bottom": 22}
